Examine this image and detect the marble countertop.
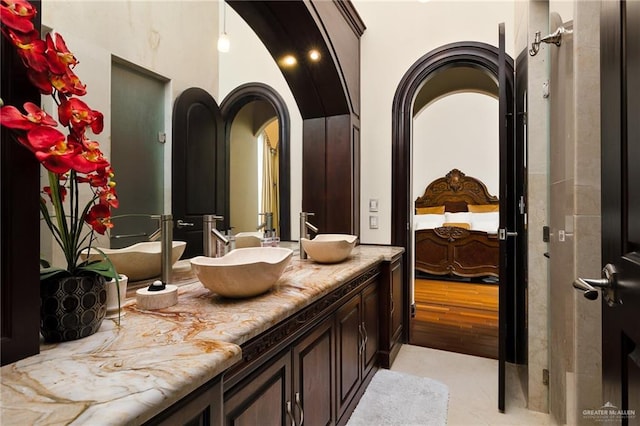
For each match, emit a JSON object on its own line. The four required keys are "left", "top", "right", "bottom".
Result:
{"left": 1, "top": 244, "right": 403, "bottom": 425}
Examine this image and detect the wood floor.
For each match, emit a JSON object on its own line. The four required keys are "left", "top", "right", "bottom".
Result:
{"left": 410, "top": 277, "right": 499, "bottom": 359}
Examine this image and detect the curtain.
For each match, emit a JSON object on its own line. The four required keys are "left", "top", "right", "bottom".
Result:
{"left": 261, "top": 132, "right": 279, "bottom": 235}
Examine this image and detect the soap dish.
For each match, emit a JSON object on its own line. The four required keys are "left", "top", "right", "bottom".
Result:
{"left": 136, "top": 281, "right": 178, "bottom": 310}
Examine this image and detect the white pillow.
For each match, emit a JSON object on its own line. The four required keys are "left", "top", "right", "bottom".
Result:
{"left": 445, "top": 212, "right": 472, "bottom": 224}
{"left": 414, "top": 214, "right": 445, "bottom": 230}
{"left": 470, "top": 212, "right": 499, "bottom": 233}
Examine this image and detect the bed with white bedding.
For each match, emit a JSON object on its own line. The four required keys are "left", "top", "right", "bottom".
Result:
{"left": 414, "top": 169, "right": 500, "bottom": 278}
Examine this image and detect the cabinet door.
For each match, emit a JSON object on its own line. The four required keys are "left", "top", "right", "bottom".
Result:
{"left": 146, "top": 377, "right": 223, "bottom": 426}
{"left": 362, "top": 281, "right": 379, "bottom": 378}
{"left": 335, "top": 293, "right": 361, "bottom": 420}
{"left": 293, "top": 316, "right": 335, "bottom": 426}
{"left": 390, "top": 258, "right": 403, "bottom": 345}
{"left": 224, "top": 351, "right": 292, "bottom": 426}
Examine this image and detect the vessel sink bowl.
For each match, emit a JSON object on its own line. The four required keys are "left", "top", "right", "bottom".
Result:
{"left": 81, "top": 241, "right": 186, "bottom": 281}
{"left": 234, "top": 231, "right": 264, "bottom": 248}
{"left": 301, "top": 234, "right": 358, "bottom": 264}
{"left": 190, "top": 247, "right": 293, "bottom": 298}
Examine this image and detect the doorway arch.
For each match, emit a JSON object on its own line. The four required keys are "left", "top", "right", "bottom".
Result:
{"left": 390, "top": 41, "right": 519, "bottom": 355}
{"left": 220, "top": 82, "right": 291, "bottom": 241}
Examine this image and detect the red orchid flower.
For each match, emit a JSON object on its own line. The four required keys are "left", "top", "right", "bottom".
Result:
{"left": 58, "top": 98, "right": 103, "bottom": 134}
{"left": 21, "top": 125, "right": 67, "bottom": 153}
{"left": 98, "top": 187, "right": 119, "bottom": 209}
{"left": 0, "top": 102, "right": 57, "bottom": 130}
{"left": 27, "top": 68, "right": 53, "bottom": 94}
{"left": 78, "top": 165, "right": 114, "bottom": 188}
{"left": 45, "top": 32, "right": 79, "bottom": 74}
{"left": 43, "top": 185, "right": 67, "bottom": 203}
{"left": 0, "top": 0, "right": 36, "bottom": 33}
{"left": 3, "top": 28, "right": 48, "bottom": 72}
{"left": 20, "top": 127, "right": 80, "bottom": 173}
{"left": 85, "top": 203, "right": 112, "bottom": 235}
{"left": 74, "top": 149, "right": 111, "bottom": 174}
{"left": 50, "top": 68, "right": 86, "bottom": 96}
{"left": 78, "top": 171, "right": 108, "bottom": 187}
{"left": 65, "top": 132, "right": 110, "bottom": 173}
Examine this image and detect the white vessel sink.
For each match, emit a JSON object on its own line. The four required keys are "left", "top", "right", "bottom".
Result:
{"left": 190, "top": 247, "right": 293, "bottom": 298}
{"left": 234, "top": 231, "right": 263, "bottom": 248}
{"left": 81, "top": 241, "right": 186, "bottom": 282}
{"left": 300, "top": 234, "right": 358, "bottom": 264}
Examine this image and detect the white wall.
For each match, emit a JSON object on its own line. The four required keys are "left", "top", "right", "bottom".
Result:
{"left": 42, "top": 1, "right": 219, "bottom": 99}
{"left": 412, "top": 93, "right": 499, "bottom": 201}
{"left": 354, "top": 0, "right": 515, "bottom": 244}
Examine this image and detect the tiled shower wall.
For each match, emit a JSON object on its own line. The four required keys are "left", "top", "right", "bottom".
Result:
{"left": 548, "top": 1, "right": 602, "bottom": 424}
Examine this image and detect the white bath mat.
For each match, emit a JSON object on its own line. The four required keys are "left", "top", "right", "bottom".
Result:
{"left": 346, "top": 369, "right": 449, "bottom": 426}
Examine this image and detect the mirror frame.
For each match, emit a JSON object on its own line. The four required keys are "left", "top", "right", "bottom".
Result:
{"left": 220, "top": 82, "right": 291, "bottom": 241}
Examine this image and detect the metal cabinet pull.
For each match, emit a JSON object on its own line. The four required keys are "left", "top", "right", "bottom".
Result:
{"left": 573, "top": 263, "right": 620, "bottom": 306}
{"left": 362, "top": 323, "right": 368, "bottom": 348}
{"left": 286, "top": 400, "right": 297, "bottom": 426}
{"left": 295, "top": 392, "right": 304, "bottom": 426}
{"left": 358, "top": 324, "right": 364, "bottom": 354}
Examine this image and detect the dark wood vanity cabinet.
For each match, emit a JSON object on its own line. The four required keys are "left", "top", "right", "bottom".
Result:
{"left": 145, "top": 376, "right": 224, "bottom": 425}
{"left": 224, "top": 267, "right": 382, "bottom": 426}
{"left": 335, "top": 280, "right": 379, "bottom": 424}
{"left": 224, "top": 316, "right": 335, "bottom": 426}
{"left": 379, "top": 254, "right": 404, "bottom": 368}
{"left": 148, "top": 256, "right": 402, "bottom": 426}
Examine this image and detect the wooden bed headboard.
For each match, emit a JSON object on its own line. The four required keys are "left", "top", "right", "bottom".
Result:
{"left": 415, "top": 169, "right": 499, "bottom": 212}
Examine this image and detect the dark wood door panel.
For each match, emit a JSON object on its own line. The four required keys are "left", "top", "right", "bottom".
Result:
{"left": 224, "top": 352, "right": 291, "bottom": 426}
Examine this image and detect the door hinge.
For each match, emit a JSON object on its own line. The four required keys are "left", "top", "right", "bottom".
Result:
{"left": 519, "top": 195, "right": 526, "bottom": 214}
{"left": 410, "top": 303, "right": 416, "bottom": 318}
{"left": 542, "top": 368, "right": 549, "bottom": 386}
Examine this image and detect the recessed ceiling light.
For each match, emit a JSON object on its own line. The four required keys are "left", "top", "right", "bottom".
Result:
{"left": 308, "top": 49, "right": 321, "bottom": 61}
{"left": 281, "top": 55, "right": 297, "bottom": 67}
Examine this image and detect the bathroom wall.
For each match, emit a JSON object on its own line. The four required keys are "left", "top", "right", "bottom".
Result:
{"left": 547, "top": 1, "right": 602, "bottom": 424}
{"left": 523, "top": 0, "right": 551, "bottom": 414}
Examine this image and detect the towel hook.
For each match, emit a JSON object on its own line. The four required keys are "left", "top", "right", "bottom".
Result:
{"left": 529, "top": 26, "right": 573, "bottom": 56}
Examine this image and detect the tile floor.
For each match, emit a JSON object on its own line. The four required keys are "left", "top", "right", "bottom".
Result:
{"left": 390, "top": 344, "right": 553, "bottom": 425}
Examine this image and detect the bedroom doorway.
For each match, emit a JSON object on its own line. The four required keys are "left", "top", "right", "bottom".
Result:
{"left": 391, "top": 39, "right": 527, "bottom": 408}
{"left": 411, "top": 91, "right": 500, "bottom": 360}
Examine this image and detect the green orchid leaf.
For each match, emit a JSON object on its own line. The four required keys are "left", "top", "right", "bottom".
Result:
{"left": 40, "top": 266, "right": 71, "bottom": 281}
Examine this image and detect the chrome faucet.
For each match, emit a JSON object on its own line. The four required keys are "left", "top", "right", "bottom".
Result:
{"left": 203, "top": 214, "right": 229, "bottom": 257}
{"left": 148, "top": 227, "right": 162, "bottom": 242}
{"left": 299, "top": 212, "right": 318, "bottom": 259}
{"left": 150, "top": 214, "right": 173, "bottom": 285}
{"left": 257, "top": 212, "right": 274, "bottom": 238}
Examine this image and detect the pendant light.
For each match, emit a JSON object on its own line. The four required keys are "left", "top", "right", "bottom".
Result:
{"left": 217, "top": 2, "right": 230, "bottom": 53}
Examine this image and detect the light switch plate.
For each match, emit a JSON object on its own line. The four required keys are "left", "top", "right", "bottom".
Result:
{"left": 369, "top": 215, "right": 378, "bottom": 229}
{"left": 369, "top": 199, "right": 379, "bottom": 212}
